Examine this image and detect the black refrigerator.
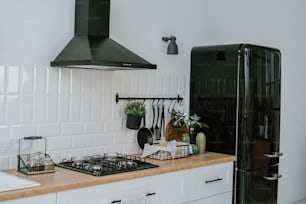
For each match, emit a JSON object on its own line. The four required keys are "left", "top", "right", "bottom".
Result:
{"left": 190, "top": 44, "right": 282, "bottom": 204}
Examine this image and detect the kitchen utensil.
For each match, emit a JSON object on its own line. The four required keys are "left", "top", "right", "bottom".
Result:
{"left": 137, "top": 113, "right": 153, "bottom": 149}
{"left": 170, "top": 110, "right": 186, "bottom": 128}
{"left": 160, "top": 103, "right": 165, "bottom": 140}
{"left": 155, "top": 103, "right": 161, "bottom": 140}
{"left": 150, "top": 102, "right": 155, "bottom": 136}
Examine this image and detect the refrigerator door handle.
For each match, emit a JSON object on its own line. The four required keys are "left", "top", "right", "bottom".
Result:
{"left": 263, "top": 174, "right": 282, "bottom": 181}
{"left": 264, "top": 152, "right": 283, "bottom": 158}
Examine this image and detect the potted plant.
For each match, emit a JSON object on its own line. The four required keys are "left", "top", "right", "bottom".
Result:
{"left": 124, "top": 101, "right": 146, "bottom": 130}
{"left": 187, "top": 114, "right": 209, "bottom": 144}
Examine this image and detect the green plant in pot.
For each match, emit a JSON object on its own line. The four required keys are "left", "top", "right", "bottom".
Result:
{"left": 124, "top": 101, "right": 146, "bottom": 130}
{"left": 187, "top": 114, "right": 209, "bottom": 145}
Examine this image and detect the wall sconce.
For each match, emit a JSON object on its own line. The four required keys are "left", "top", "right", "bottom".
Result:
{"left": 162, "top": 36, "right": 178, "bottom": 54}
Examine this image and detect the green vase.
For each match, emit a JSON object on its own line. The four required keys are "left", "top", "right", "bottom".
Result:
{"left": 126, "top": 115, "right": 142, "bottom": 130}
{"left": 196, "top": 132, "right": 206, "bottom": 154}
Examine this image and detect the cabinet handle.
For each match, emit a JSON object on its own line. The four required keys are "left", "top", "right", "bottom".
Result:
{"left": 145, "top": 192, "right": 156, "bottom": 197}
{"left": 111, "top": 200, "right": 121, "bottom": 203}
{"left": 205, "top": 178, "right": 223, "bottom": 184}
{"left": 263, "top": 174, "right": 282, "bottom": 181}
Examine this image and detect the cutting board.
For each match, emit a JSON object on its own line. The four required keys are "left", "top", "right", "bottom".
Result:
{"left": 0, "top": 171, "right": 40, "bottom": 193}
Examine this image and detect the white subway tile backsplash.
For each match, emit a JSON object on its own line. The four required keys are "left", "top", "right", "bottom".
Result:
{"left": 123, "top": 143, "right": 141, "bottom": 155}
{"left": 0, "top": 64, "right": 188, "bottom": 170}
{"left": 20, "top": 66, "right": 34, "bottom": 94}
{"left": 62, "top": 122, "right": 84, "bottom": 135}
{"left": 104, "top": 144, "right": 123, "bottom": 155}
{"left": 85, "top": 121, "right": 104, "bottom": 134}
{"left": 6, "top": 95, "right": 20, "bottom": 124}
{"left": 93, "top": 133, "right": 113, "bottom": 146}
{"left": 104, "top": 120, "right": 122, "bottom": 133}
{"left": 59, "top": 68, "right": 71, "bottom": 94}
{"left": 102, "top": 95, "right": 112, "bottom": 120}
{"left": 7, "top": 65, "right": 19, "bottom": 93}
{"left": 0, "top": 65, "right": 5, "bottom": 93}
{"left": 69, "top": 95, "right": 81, "bottom": 121}
{"left": 33, "top": 95, "right": 46, "bottom": 122}
{"left": 37, "top": 124, "right": 61, "bottom": 137}
{"left": 91, "top": 95, "right": 102, "bottom": 121}
{"left": 81, "top": 70, "right": 92, "bottom": 95}
{"left": 10, "top": 125, "right": 36, "bottom": 139}
{"left": 92, "top": 70, "right": 103, "bottom": 95}
{"left": 0, "top": 96, "right": 5, "bottom": 123}
{"left": 58, "top": 95, "right": 69, "bottom": 121}
{"left": 80, "top": 95, "right": 91, "bottom": 121}
{"left": 113, "top": 132, "right": 135, "bottom": 144}
{"left": 20, "top": 95, "right": 34, "bottom": 123}
{"left": 139, "top": 72, "right": 148, "bottom": 95}
{"left": 71, "top": 69, "right": 81, "bottom": 94}
{"left": 72, "top": 134, "right": 94, "bottom": 148}
{"left": 0, "top": 126, "right": 9, "bottom": 138}
{"left": 34, "top": 66, "right": 47, "bottom": 94}
{"left": 102, "top": 72, "right": 113, "bottom": 95}
{"left": 46, "top": 95, "right": 58, "bottom": 122}
{"left": 178, "top": 75, "right": 187, "bottom": 95}
{"left": 83, "top": 147, "right": 104, "bottom": 156}
{"left": 47, "top": 67, "right": 59, "bottom": 94}
{"left": 48, "top": 135, "right": 72, "bottom": 151}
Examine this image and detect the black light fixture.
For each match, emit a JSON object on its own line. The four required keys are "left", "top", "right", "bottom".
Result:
{"left": 162, "top": 36, "right": 178, "bottom": 54}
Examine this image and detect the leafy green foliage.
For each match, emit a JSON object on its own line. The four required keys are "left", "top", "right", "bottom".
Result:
{"left": 188, "top": 114, "right": 209, "bottom": 129}
{"left": 124, "top": 101, "right": 146, "bottom": 117}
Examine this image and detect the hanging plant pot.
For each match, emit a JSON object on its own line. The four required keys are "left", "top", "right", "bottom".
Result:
{"left": 126, "top": 115, "right": 142, "bottom": 130}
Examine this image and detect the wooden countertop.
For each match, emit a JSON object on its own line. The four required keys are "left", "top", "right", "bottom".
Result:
{"left": 0, "top": 152, "right": 236, "bottom": 201}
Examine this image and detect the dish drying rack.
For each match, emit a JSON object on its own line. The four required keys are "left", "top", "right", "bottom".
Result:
{"left": 17, "top": 136, "right": 55, "bottom": 175}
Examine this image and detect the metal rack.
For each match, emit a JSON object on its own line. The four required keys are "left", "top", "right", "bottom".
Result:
{"left": 115, "top": 93, "right": 183, "bottom": 104}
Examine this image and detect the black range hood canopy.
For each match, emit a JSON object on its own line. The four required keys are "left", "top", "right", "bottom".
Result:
{"left": 51, "top": 0, "right": 156, "bottom": 70}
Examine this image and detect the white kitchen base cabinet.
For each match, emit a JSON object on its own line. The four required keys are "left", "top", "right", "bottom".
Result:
{"left": 1, "top": 161, "right": 233, "bottom": 204}
{"left": 0, "top": 193, "right": 56, "bottom": 204}
{"left": 184, "top": 192, "right": 232, "bottom": 204}
{"left": 183, "top": 162, "right": 233, "bottom": 203}
{"left": 57, "top": 171, "right": 183, "bottom": 204}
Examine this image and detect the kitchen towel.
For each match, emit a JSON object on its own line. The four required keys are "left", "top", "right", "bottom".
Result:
{"left": 142, "top": 140, "right": 177, "bottom": 159}
{"left": 121, "top": 194, "right": 146, "bottom": 204}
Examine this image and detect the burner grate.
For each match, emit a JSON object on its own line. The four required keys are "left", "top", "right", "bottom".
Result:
{"left": 56, "top": 153, "right": 158, "bottom": 176}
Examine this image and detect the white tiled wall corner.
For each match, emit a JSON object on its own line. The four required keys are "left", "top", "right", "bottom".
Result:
{"left": 0, "top": 64, "right": 187, "bottom": 170}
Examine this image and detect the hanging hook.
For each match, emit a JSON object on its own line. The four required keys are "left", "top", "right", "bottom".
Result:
{"left": 168, "top": 100, "right": 175, "bottom": 113}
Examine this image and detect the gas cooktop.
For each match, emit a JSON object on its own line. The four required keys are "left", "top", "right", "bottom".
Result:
{"left": 56, "top": 153, "right": 158, "bottom": 176}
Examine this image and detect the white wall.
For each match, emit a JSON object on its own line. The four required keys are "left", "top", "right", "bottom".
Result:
{"left": 0, "top": 0, "right": 306, "bottom": 203}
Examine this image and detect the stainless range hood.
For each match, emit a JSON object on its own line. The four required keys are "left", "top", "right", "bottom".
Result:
{"left": 51, "top": 0, "right": 156, "bottom": 70}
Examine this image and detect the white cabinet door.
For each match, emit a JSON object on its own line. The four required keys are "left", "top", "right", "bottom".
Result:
{"left": 1, "top": 193, "right": 56, "bottom": 204}
{"left": 184, "top": 191, "right": 232, "bottom": 204}
{"left": 144, "top": 171, "right": 183, "bottom": 204}
{"left": 57, "top": 171, "right": 182, "bottom": 204}
{"left": 184, "top": 162, "right": 233, "bottom": 203}
{"left": 57, "top": 179, "right": 146, "bottom": 204}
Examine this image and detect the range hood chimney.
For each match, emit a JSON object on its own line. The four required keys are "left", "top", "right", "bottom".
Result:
{"left": 51, "top": 0, "right": 156, "bottom": 70}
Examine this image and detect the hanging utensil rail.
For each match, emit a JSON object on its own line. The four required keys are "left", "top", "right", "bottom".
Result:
{"left": 115, "top": 93, "right": 183, "bottom": 104}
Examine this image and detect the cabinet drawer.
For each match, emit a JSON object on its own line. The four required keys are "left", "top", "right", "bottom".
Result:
{"left": 184, "top": 191, "right": 232, "bottom": 204}
{"left": 185, "top": 162, "right": 233, "bottom": 202}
